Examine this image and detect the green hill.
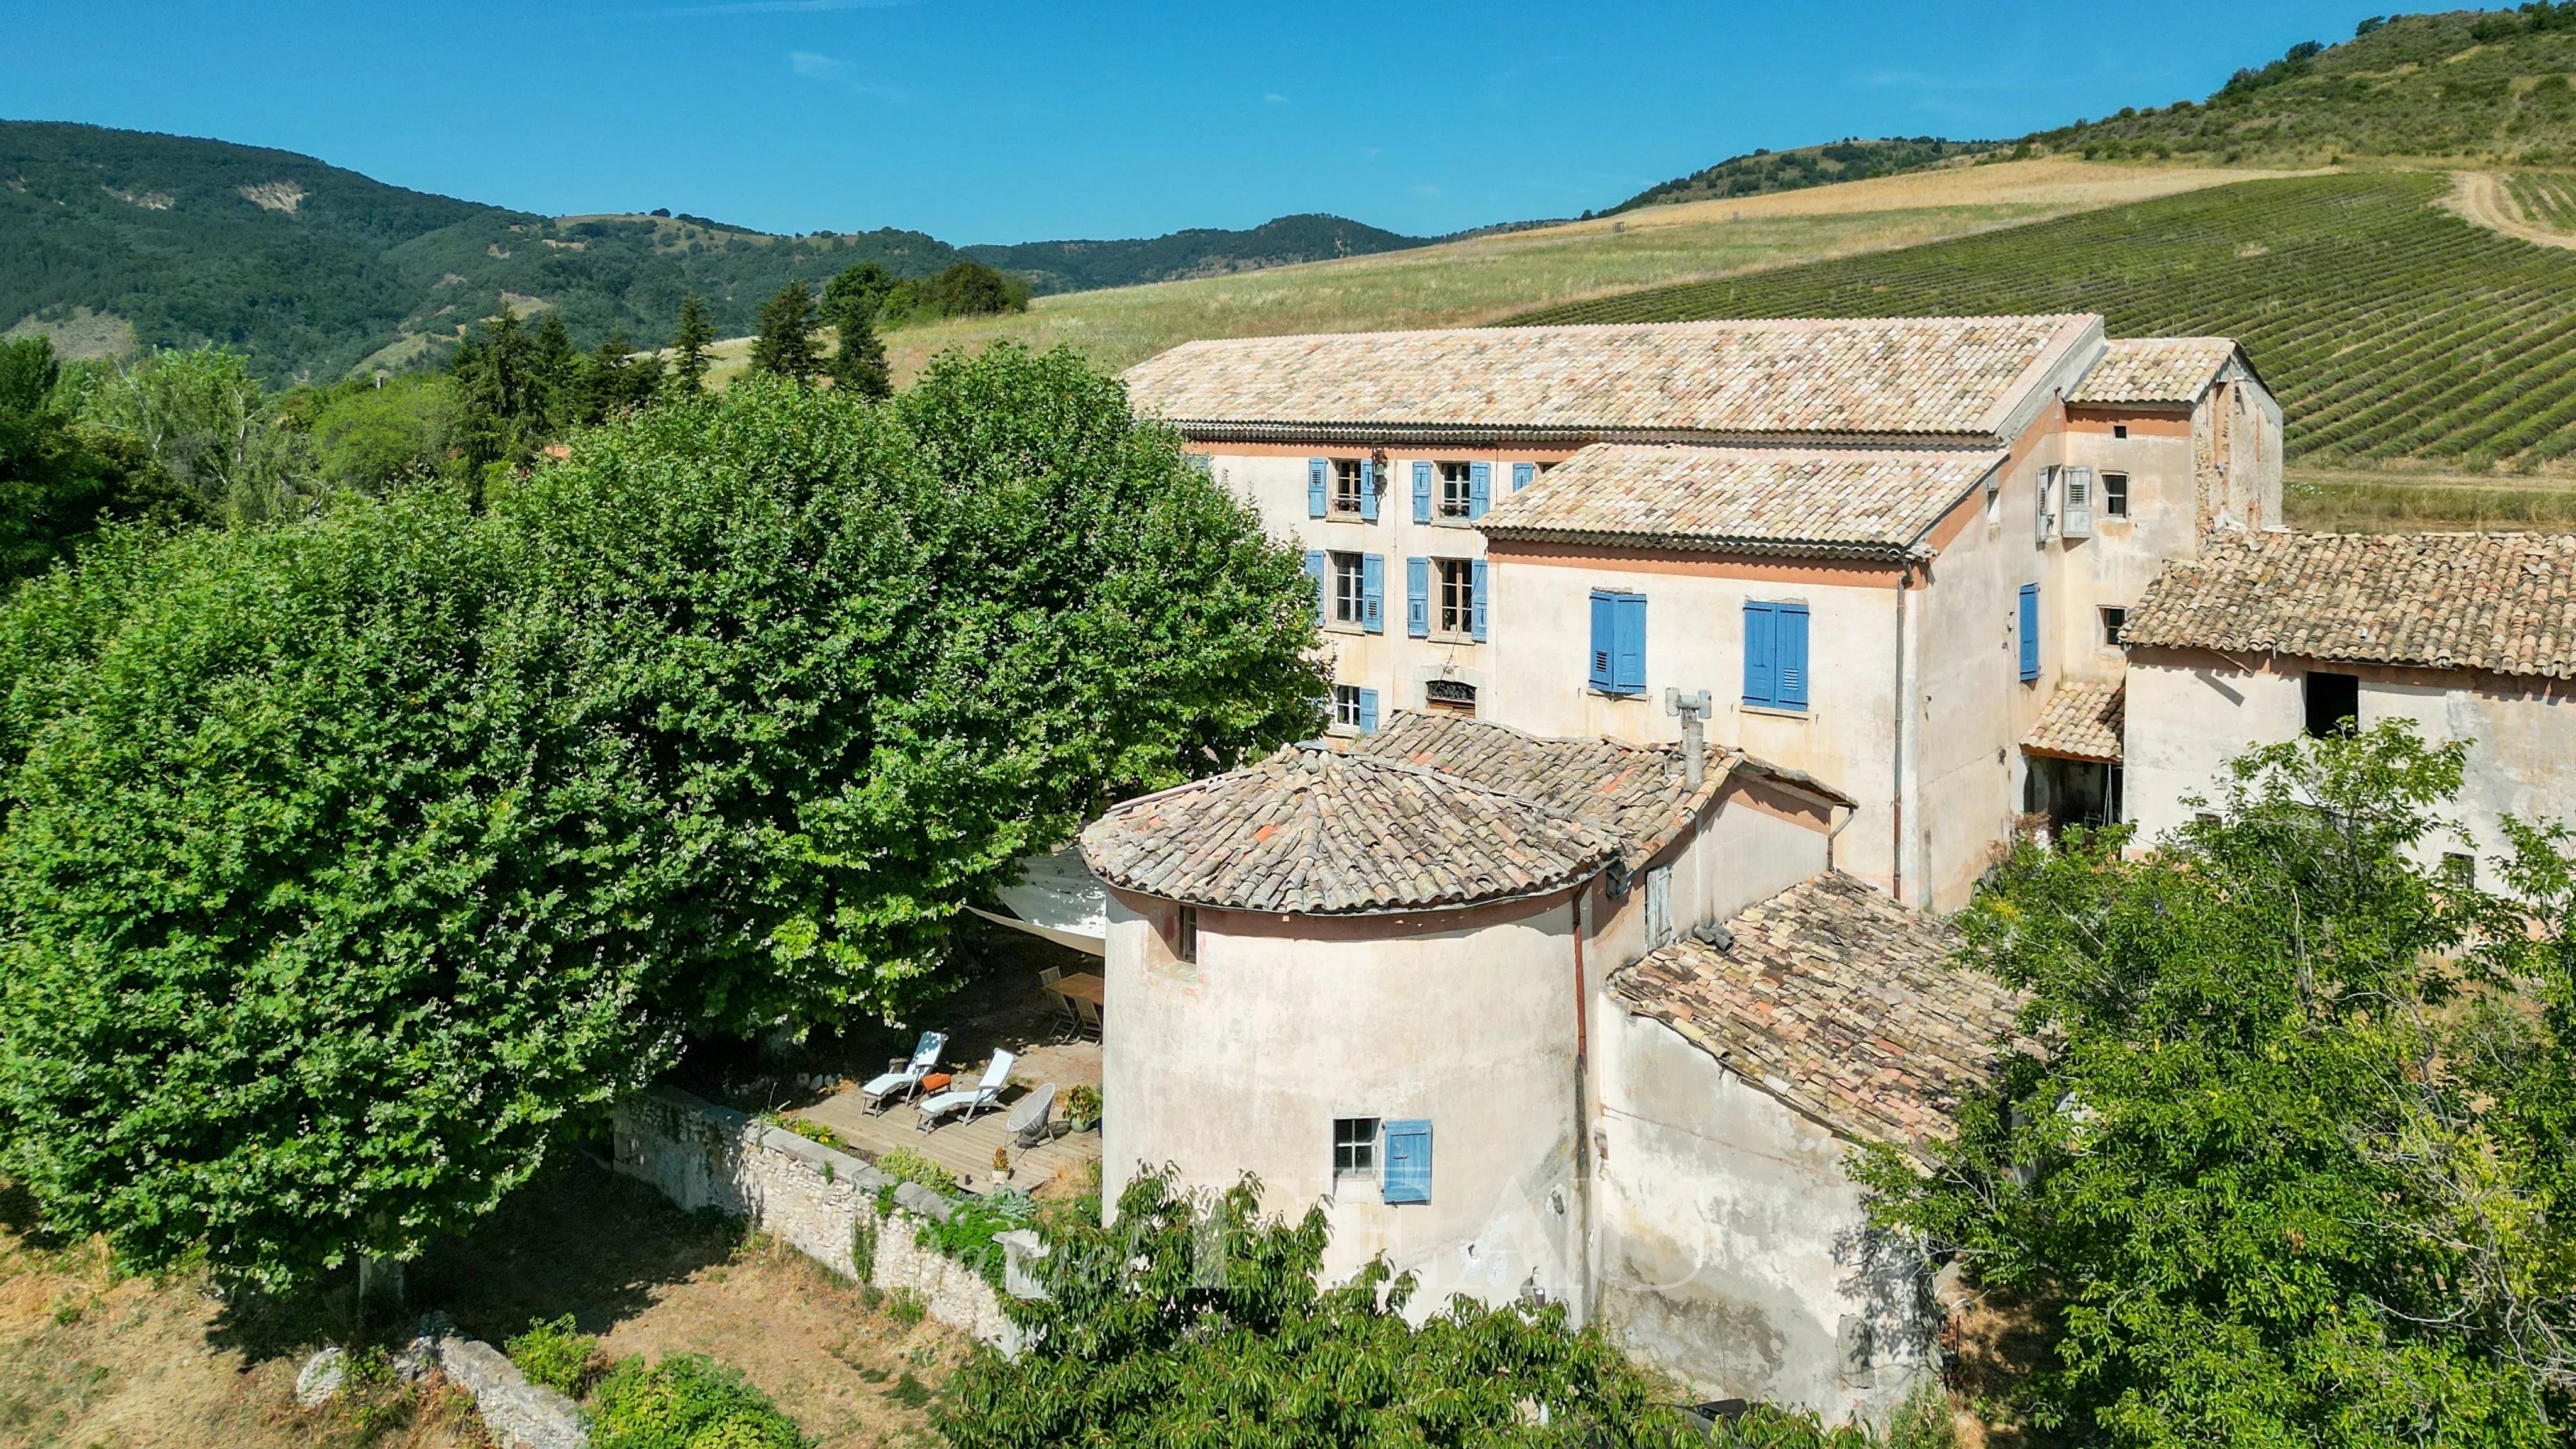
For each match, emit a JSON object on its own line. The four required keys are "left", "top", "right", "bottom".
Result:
{"left": 2033, "top": 6, "right": 2576, "bottom": 164}
{"left": 1509, "top": 172, "right": 2576, "bottom": 472}
{"left": 1608, "top": 138, "right": 1996, "bottom": 214}
{"left": 0, "top": 121, "right": 1431, "bottom": 385}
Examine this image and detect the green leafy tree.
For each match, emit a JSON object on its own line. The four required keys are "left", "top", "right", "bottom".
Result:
{"left": 821, "top": 261, "right": 894, "bottom": 321}
{"left": 0, "top": 347, "right": 1325, "bottom": 1283}
{"left": 944, "top": 1169, "right": 1696, "bottom": 1448}
{"left": 72, "top": 346, "right": 311, "bottom": 525}
{"left": 0, "top": 336, "right": 194, "bottom": 587}
{"left": 668, "top": 294, "right": 715, "bottom": 395}
{"left": 1853, "top": 721, "right": 2576, "bottom": 1448}
{"left": 281, "top": 374, "right": 460, "bottom": 494}
{"left": 747, "top": 282, "right": 821, "bottom": 383}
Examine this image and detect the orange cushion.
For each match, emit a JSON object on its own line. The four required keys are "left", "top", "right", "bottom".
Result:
{"left": 919, "top": 1072, "right": 953, "bottom": 1092}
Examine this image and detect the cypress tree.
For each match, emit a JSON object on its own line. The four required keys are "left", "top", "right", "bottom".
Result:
{"left": 749, "top": 283, "right": 821, "bottom": 383}
{"left": 669, "top": 295, "right": 714, "bottom": 394}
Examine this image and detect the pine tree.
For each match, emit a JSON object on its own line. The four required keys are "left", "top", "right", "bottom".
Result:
{"left": 828, "top": 308, "right": 892, "bottom": 401}
{"left": 577, "top": 332, "right": 655, "bottom": 425}
{"left": 669, "top": 295, "right": 714, "bottom": 394}
{"left": 748, "top": 283, "right": 821, "bottom": 383}
{"left": 526, "top": 311, "right": 580, "bottom": 426}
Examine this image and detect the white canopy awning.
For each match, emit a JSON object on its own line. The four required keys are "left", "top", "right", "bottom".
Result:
{"left": 969, "top": 843, "right": 1108, "bottom": 957}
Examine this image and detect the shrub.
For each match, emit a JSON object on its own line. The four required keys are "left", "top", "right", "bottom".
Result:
{"left": 870, "top": 1145, "right": 957, "bottom": 1197}
{"left": 916, "top": 1190, "right": 1036, "bottom": 1286}
{"left": 1060, "top": 1084, "right": 1101, "bottom": 1125}
{"left": 886, "top": 1290, "right": 928, "bottom": 1327}
{"left": 588, "top": 1355, "right": 802, "bottom": 1449}
{"left": 504, "top": 1314, "right": 602, "bottom": 1398}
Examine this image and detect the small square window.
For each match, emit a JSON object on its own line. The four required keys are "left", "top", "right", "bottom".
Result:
{"left": 2113, "top": 424, "right": 2129, "bottom": 440}
{"left": 2305, "top": 670, "right": 2360, "bottom": 738}
{"left": 1437, "top": 462, "right": 1473, "bottom": 518}
{"left": 1331, "top": 685, "right": 1364, "bottom": 729}
{"left": 1175, "top": 904, "right": 1198, "bottom": 963}
{"left": 1331, "top": 458, "right": 1367, "bottom": 515}
{"left": 1330, "top": 552, "right": 1365, "bottom": 625}
{"left": 1333, "top": 1117, "right": 1380, "bottom": 1185}
{"left": 2103, "top": 472, "right": 2129, "bottom": 518}
{"left": 1425, "top": 679, "right": 1477, "bottom": 714}
{"left": 2100, "top": 606, "right": 2128, "bottom": 647}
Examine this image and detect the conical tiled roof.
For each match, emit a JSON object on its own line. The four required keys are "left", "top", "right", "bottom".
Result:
{"left": 1080, "top": 743, "right": 1624, "bottom": 915}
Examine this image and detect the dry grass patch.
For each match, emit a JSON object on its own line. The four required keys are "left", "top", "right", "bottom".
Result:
{"left": 2285, "top": 465, "right": 2576, "bottom": 531}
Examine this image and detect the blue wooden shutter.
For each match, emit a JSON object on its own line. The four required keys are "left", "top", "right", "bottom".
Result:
{"left": 1308, "top": 458, "right": 1328, "bottom": 518}
{"left": 1778, "top": 603, "right": 1809, "bottom": 711}
{"left": 1362, "top": 553, "right": 1386, "bottom": 634}
{"left": 1470, "top": 558, "right": 1489, "bottom": 642}
{"left": 1589, "top": 591, "right": 1616, "bottom": 691}
{"left": 1382, "top": 1120, "right": 1431, "bottom": 1203}
{"left": 1356, "top": 689, "right": 1380, "bottom": 732}
{"left": 1512, "top": 462, "right": 1535, "bottom": 492}
{"left": 1406, "top": 557, "right": 1431, "bottom": 638}
{"left": 1614, "top": 593, "right": 1647, "bottom": 694}
{"left": 1743, "top": 601, "right": 1776, "bottom": 708}
{"left": 1304, "top": 550, "right": 1326, "bottom": 628}
{"left": 1468, "top": 462, "right": 1491, "bottom": 519}
{"left": 1358, "top": 458, "right": 1378, "bottom": 521}
{"left": 1413, "top": 462, "right": 1433, "bottom": 523}
{"left": 2018, "top": 583, "right": 2040, "bottom": 681}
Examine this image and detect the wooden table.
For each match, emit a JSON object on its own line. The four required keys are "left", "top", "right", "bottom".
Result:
{"left": 1050, "top": 972, "right": 1106, "bottom": 1006}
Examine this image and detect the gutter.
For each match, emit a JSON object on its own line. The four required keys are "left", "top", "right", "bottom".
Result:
{"left": 1171, "top": 421, "right": 2009, "bottom": 452}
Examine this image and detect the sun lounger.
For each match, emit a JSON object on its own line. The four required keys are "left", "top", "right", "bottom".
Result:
{"left": 917, "top": 1050, "right": 1016, "bottom": 1131}
{"left": 858, "top": 1030, "right": 945, "bottom": 1113}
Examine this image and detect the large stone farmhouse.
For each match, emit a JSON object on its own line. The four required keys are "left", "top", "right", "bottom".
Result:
{"left": 2120, "top": 530, "right": 2576, "bottom": 875}
{"left": 1053, "top": 313, "right": 2284, "bottom": 1419}
{"left": 1123, "top": 314, "right": 2281, "bottom": 911}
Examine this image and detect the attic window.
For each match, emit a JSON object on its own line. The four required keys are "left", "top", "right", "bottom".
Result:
{"left": 2304, "top": 671, "right": 2360, "bottom": 738}
{"left": 1425, "top": 679, "right": 1478, "bottom": 714}
{"left": 2113, "top": 424, "right": 2128, "bottom": 440}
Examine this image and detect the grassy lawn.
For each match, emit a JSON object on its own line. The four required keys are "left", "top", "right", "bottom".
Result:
{"left": 2285, "top": 465, "right": 2576, "bottom": 531}
{"left": 696, "top": 160, "right": 2286, "bottom": 387}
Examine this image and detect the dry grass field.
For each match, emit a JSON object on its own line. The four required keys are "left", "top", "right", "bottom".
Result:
{"left": 698, "top": 159, "right": 2301, "bottom": 389}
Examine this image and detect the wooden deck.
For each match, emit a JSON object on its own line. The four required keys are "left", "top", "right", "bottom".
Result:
{"left": 792, "top": 1041, "right": 1101, "bottom": 1197}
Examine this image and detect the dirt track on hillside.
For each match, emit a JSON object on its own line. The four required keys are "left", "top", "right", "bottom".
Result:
{"left": 2440, "top": 170, "right": 2576, "bottom": 252}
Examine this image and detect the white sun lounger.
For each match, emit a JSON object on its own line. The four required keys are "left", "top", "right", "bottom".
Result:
{"left": 917, "top": 1050, "right": 1016, "bottom": 1131}
{"left": 858, "top": 1030, "right": 946, "bottom": 1113}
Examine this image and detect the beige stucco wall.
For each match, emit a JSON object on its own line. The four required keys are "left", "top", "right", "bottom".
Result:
{"left": 1101, "top": 887, "right": 1590, "bottom": 1314}
{"left": 1595, "top": 1006, "right": 1938, "bottom": 1425}
{"left": 1206, "top": 448, "right": 1558, "bottom": 719}
{"left": 2125, "top": 647, "right": 2576, "bottom": 877}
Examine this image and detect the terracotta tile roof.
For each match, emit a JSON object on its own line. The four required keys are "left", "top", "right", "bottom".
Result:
{"left": 1079, "top": 743, "right": 1625, "bottom": 914}
{"left": 1080, "top": 713, "right": 1858, "bottom": 914}
{"left": 1611, "top": 872, "right": 2024, "bottom": 1162}
{"left": 2068, "top": 337, "right": 2241, "bottom": 406}
{"left": 2123, "top": 532, "right": 2576, "bottom": 680}
{"left": 1478, "top": 444, "right": 2000, "bottom": 559}
{"left": 2022, "top": 680, "right": 2124, "bottom": 762}
{"left": 1122, "top": 315, "right": 2101, "bottom": 443}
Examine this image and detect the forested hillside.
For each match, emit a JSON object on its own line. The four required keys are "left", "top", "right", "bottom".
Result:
{"left": 1608, "top": 138, "right": 1994, "bottom": 213}
{"left": 2039, "top": 5, "right": 2576, "bottom": 163}
{"left": 0, "top": 122, "right": 1430, "bottom": 384}
{"left": 1512, "top": 173, "right": 2576, "bottom": 471}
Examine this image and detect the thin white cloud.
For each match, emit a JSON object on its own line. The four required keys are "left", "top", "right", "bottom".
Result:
{"left": 791, "top": 50, "right": 843, "bottom": 75}
{"left": 1263, "top": 92, "right": 1288, "bottom": 104}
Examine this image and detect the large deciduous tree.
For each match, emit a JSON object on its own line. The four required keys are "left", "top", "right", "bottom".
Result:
{"left": 0, "top": 347, "right": 1326, "bottom": 1284}
{"left": 1853, "top": 721, "right": 2576, "bottom": 1448}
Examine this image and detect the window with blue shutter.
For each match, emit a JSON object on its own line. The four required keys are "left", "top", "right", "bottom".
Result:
{"left": 1614, "top": 592, "right": 1646, "bottom": 694}
{"left": 1304, "top": 551, "right": 1326, "bottom": 628}
{"left": 1360, "top": 554, "right": 1385, "bottom": 633}
{"left": 1413, "top": 462, "right": 1433, "bottom": 523}
{"left": 1512, "top": 462, "right": 1535, "bottom": 492}
{"left": 1744, "top": 601, "right": 1809, "bottom": 711}
{"left": 1470, "top": 558, "right": 1489, "bottom": 642}
{"left": 1356, "top": 689, "right": 1380, "bottom": 733}
{"left": 1406, "top": 557, "right": 1431, "bottom": 638}
{"left": 2018, "top": 583, "right": 2040, "bottom": 682}
{"left": 1358, "top": 458, "right": 1378, "bottom": 521}
{"left": 1382, "top": 1119, "right": 1432, "bottom": 1204}
{"left": 1468, "top": 462, "right": 1491, "bottom": 519}
{"left": 1307, "top": 458, "right": 1328, "bottom": 518}
{"left": 1589, "top": 591, "right": 1617, "bottom": 691}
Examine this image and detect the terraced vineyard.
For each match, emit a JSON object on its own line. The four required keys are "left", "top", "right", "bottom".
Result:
{"left": 2506, "top": 171, "right": 2576, "bottom": 233}
{"left": 1511, "top": 173, "right": 2576, "bottom": 469}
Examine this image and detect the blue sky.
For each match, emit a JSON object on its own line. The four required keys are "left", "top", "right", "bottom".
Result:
{"left": 4, "top": 0, "right": 2379, "bottom": 243}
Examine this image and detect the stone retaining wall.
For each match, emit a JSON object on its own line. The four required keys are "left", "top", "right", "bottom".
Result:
{"left": 611, "top": 1085, "right": 1033, "bottom": 1350}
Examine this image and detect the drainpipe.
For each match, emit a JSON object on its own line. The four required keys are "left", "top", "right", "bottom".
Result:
{"left": 1570, "top": 886, "right": 1593, "bottom": 1322}
{"left": 1891, "top": 562, "right": 1911, "bottom": 906}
